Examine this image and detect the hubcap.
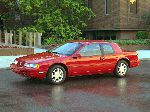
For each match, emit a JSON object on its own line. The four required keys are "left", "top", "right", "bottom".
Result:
{"left": 51, "top": 68, "right": 64, "bottom": 83}
{"left": 118, "top": 63, "right": 127, "bottom": 76}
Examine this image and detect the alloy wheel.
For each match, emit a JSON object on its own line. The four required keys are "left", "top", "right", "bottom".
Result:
{"left": 51, "top": 68, "right": 64, "bottom": 83}
{"left": 117, "top": 63, "right": 128, "bottom": 76}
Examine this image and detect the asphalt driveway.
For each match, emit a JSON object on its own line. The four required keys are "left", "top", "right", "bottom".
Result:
{"left": 0, "top": 61, "right": 150, "bottom": 112}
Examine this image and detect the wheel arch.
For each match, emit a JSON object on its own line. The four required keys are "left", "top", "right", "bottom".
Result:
{"left": 47, "top": 63, "right": 68, "bottom": 76}
{"left": 117, "top": 58, "right": 130, "bottom": 68}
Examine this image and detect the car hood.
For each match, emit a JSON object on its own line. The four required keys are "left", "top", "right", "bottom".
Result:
{"left": 16, "top": 52, "right": 66, "bottom": 63}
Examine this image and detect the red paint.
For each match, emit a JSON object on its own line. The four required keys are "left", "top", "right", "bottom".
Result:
{"left": 10, "top": 41, "right": 140, "bottom": 79}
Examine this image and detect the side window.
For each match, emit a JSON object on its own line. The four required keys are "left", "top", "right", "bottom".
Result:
{"left": 102, "top": 44, "right": 114, "bottom": 55}
{"left": 78, "top": 44, "right": 102, "bottom": 57}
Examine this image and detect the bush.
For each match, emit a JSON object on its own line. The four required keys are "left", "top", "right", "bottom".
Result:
{"left": 43, "top": 37, "right": 150, "bottom": 46}
{"left": 42, "top": 37, "right": 66, "bottom": 45}
{"left": 136, "top": 31, "right": 149, "bottom": 39}
{"left": 109, "top": 39, "right": 150, "bottom": 45}
{"left": 42, "top": 37, "right": 86, "bottom": 45}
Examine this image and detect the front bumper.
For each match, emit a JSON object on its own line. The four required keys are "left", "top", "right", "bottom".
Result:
{"left": 10, "top": 64, "right": 47, "bottom": 79}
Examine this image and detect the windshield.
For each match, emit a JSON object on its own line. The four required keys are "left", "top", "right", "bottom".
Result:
{"left": 50, "top": 43, "right": 83, "bottom": 56}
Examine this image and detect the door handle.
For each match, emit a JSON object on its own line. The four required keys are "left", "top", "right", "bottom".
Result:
{"left": 100, "top": 57, "right": 105, "bottom": 60}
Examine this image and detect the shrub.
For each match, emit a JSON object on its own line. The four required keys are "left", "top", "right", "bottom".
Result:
{"left": 109, "top": 39, "right": 150, "bottom": 45}
{"left": 136, "top": 31, "right": 149, "bottom": 39}
{"left": 42, "top": 37, "right": 66, "bottom": 45}
{"left": 42, "top": 37, "right": 86, "bottom": 45}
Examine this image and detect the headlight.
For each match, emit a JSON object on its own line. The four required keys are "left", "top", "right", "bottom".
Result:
{"left": 14, "top": 60, "right": 18, "bottom": 64}
{"left": 24, "top": 63, "right": 39, "bottom": 69}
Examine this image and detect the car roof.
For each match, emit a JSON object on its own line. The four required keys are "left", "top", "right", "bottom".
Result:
{"left": 69, "top": 40, "right": 113, "bottom": 44}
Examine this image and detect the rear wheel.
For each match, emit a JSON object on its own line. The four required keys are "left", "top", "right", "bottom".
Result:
{"left": 114, "top": 60, "right": 129, "bottom": 78}
{"left": 47, "top": 65, "right": 66, "bottom": 84}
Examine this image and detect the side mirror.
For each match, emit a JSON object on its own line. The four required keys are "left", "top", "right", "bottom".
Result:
{"left": 72, "top": 54, "right": 81, "bottom": 59}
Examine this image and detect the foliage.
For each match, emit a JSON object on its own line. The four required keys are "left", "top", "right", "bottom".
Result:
{"left": 0, "top": 14, "right": 7, "bottom": 21}
{"left": 16, "top": 0, "right": 95, "bottom": 39}
{"left": 43, "top": 38, "right": 150, "bottom": 45}
{"left": 42, "top": 36, "right": 86, "bottom": 45}
{"left": 18, "top": 26, "right": 43, "bottom": 33}
{"left": 136, "top": 31, "right": 149, "bottom": 39}
{"left": 0, "top": 0, "right": 14, "bottom": 8}
{"left": 109, "top": 39, "right": 150, "bottom": 45}
{"left": 0, "top": 0, "right": 11, "bottom": 22}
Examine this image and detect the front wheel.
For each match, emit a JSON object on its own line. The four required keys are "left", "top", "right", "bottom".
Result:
{"left": 47, "top": 65, "right": 66, "bottom": 84}
{"left": 114, "top": 60, "right": 129, "bottom": 78}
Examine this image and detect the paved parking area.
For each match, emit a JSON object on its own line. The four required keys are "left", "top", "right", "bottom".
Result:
{"left": 0, "top": 61, "right": 150, "bottom": 112}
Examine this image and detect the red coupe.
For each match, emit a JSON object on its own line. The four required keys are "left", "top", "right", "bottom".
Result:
{"left": 10, "top": 40, "right": 140, "bottom": 84}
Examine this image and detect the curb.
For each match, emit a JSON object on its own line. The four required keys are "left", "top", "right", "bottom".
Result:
{"left": 140, "top": 58, "right": 150, "bottom": 61}
{"left": 0, "top": 67, "right": 10, "bottom": 70}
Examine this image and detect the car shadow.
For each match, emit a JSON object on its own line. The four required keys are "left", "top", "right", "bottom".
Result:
{"left": 14, "top": 73, "right": 115, "bottom": 85}
{"left": 11, "top": 72, "right": 141, "bottom": 107}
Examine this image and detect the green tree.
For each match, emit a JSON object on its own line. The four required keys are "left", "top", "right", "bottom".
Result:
{"left": 0, "top": 0, "right": 17, "bottom": 29}
{"left": 17, "top": 0, "right": 95, "bottom": 39}
{"left": 0, "top": 0, "right": 15, "bottom": 10}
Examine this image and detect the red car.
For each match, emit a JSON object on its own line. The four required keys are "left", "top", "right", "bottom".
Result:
{"left": 10, "top": 40, "right": 140, "bottom": 84}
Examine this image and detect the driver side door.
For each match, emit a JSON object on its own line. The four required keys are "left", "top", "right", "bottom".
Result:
{"left": 68, "top": 43, "right": 103, "bottom": 76}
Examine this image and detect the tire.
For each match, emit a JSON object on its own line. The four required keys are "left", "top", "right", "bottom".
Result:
{"left": 114, "top": 60, "right": 129, "bottom": 78}
{"left": 47, "top": 65, "right": 66, "bottom": 84}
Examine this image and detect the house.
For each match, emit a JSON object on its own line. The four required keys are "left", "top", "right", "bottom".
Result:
{"left": 83, "top": 0, "right": 150, "bottom": 40}
{"left": 1, "top": 0, "right": 150, "bottom": 40}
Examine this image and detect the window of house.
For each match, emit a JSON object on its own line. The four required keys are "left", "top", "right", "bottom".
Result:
{"left": 87, "top": 0, "right": 92, "bottom": 9}
{"left": 78, "top": 43, "right": 102, "bottom": 57}
{"left": 101, "top": 44, "right": 114, "bottom": 55}
{"left": 129, "top": 0, "right": 138, "bottom": 14}
{"left": 105, "top": 0, "right": 111, "bottom": 15}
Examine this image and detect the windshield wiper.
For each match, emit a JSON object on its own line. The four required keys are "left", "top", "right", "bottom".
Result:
{"left": 51, "top": 51, "right": 62, "bottom": 55}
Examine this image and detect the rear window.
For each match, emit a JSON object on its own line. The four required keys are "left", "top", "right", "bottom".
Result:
{"left": 101, "top": 44, "right": 114, "bottom": 55}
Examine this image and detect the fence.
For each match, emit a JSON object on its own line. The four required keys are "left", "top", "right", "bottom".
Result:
{"left": 0, "top": 30, "right": 42, "bottom": 47}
